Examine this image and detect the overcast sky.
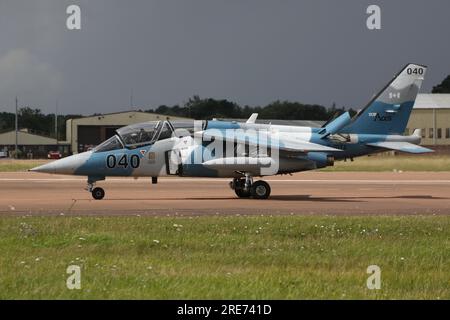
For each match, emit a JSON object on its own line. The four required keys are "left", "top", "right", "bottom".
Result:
{"left": 0, "top": 0, "right": 449, "bottom": 115}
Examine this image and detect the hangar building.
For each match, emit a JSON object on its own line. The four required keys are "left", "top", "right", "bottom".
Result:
{"left": 406, "top": 94, "right": 450, "bottom": 147}
{"left": 0, "top": 129, "right": 69, "bottom": 158}
{"left": 65, "top": 111, "right": 189, "bottom": 154}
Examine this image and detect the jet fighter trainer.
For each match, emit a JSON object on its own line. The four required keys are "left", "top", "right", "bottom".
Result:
{"left": 31, "top": 63, "right": 432, "bottom": 199}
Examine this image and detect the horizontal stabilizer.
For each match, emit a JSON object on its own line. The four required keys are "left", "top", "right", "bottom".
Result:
{"left": 366, "top": 141, "right": 434, "bottom": 154}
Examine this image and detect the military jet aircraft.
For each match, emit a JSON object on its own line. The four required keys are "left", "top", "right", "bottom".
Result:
{"left": 31, "top": 63, "right": 432, "bottom": 200}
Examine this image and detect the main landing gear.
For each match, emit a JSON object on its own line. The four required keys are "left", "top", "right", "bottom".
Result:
{"left": 229, "top": 174, "right": 271, "bottom": 199}
{"left": 86, "top": 177, "right": 106, "bottom": 200}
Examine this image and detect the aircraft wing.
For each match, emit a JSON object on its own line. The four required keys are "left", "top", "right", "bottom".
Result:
{"left": 366, "top": 141, "right": 434, "bottom": 154}
{"left": 197, "top": 129, "right": 342, "bottom": 153}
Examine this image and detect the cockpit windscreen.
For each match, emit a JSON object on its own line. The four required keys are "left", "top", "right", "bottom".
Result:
{"left": 115, "top": 120, "right": 204, "bottom": 148}
{"left": 93, "top": 135, "right": 124, "bottom": 153}
{"left": 116, "top": 121, "right": 161, "bottom": 147}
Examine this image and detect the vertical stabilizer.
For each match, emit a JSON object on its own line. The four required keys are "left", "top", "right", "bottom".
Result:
{"left": 342, "top": 63, "right": 427, "bottom": 135}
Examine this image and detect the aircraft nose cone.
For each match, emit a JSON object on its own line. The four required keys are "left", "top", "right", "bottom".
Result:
{"left": 29, "top": 162, "right": 56, "bottom": 173}
{"left": 30, "top": 152, "right": 92, "bottom": 175}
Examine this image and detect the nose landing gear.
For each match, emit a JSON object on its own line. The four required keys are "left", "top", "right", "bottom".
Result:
{"left": 230, "top": 174, "right": 271, "bottom": 199}
{"left": 86, "top": 176, "right": 106, "bottom": 200}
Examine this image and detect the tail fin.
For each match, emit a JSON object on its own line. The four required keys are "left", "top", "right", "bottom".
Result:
{"left": 341, "top": 63, "right": 427, "bottom": 135}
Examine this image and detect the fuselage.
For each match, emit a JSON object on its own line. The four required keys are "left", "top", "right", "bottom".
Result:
{"left": 30, "top": 119, "right": 421, "bottom": 179}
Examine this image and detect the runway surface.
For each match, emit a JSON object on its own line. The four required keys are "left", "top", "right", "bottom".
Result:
{"left": 1, "top": 172, "right": 450, "bottom": 216}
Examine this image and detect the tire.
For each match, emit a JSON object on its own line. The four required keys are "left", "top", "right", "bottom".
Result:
{"left": 235, "top": 188, "right": 251, "bottom": 198}
{"left": 92, "top": 187, "right": 105, "bottom": 200}
{"left": 250, "top": 180, "right": 271, "bottom": 199}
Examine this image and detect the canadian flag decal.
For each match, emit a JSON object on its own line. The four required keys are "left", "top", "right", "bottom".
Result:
{"left": 139, "top": 150, "right": 146, "bottom": 156}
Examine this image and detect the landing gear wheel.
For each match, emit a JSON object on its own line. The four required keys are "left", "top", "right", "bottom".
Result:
{"left": 235, "top": 188, "right": 251, "bottom": 198}
{"left": 92, "top": 187, "right": 105, "bottom": 200}
{"left": 251, "top": 180, "right": 271, "bottom": 199}
{"left": 231, "top": 178, "right": 251, "bottom": 198}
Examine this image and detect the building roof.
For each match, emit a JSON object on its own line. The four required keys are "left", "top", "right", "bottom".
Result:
{"left": 414, "top": 94, "right": 450, "bottom": 109}
{"left": 70, "top": 110, "right": 189, "bottom": 124}
{"left": 0, "top": 129, "right": 62, "bottom": 145}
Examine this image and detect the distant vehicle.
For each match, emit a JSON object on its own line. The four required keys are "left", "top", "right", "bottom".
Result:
{"left": 32, "top": 63, "right": 433, "bottom": 200}
{"left": 0, "top": 151, "right": 7, "bottom": 158}
{"left": 47, "top": 151, "right": 62, "bottom": 159}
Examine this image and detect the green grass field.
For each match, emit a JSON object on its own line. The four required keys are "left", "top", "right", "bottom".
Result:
{"left": 1, "top": 156, "right": 449, "bottom": 172}
{"left": 0, "top": 159, "right": 49, "bottom": 172}
{"left": 0, "top": 215, "right": 448, "bottom": 299}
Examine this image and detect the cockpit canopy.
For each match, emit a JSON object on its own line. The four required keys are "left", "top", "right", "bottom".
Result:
{"left": 94, "top": 120, "right": 205, "bottom": 153}
{"left": 117, "top": 121, "right": 161, "bottom": 147}
{"left": 93, "top": 135, "right": 124, "bottom": 153}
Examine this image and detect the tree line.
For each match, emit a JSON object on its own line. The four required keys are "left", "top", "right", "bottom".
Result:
{"left": 432, "top": 75, "right": 450, "bottom": 93}
{"left": 148, "top": 96, "right": 355, "bottom": 121}
{"left": 0, "top": 107, "right": 82, "bottom": 140}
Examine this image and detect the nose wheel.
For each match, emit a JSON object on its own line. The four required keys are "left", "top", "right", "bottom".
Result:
{"left": 91, "top": 187, "right": 105, "bottom": 200}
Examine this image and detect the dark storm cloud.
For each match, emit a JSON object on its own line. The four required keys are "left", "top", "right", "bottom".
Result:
{"left": 0, "top": 0, "right": 449, "bottom": 115}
